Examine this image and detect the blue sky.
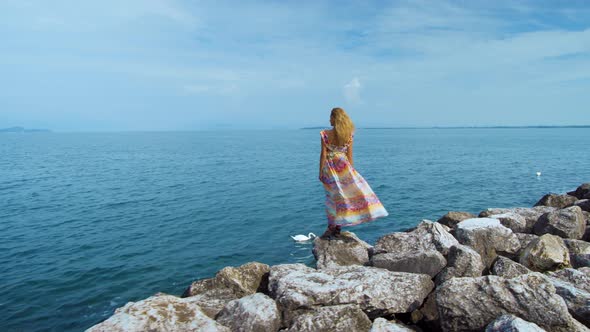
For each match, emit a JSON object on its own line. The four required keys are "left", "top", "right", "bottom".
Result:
{"left": 1, "top": 0, "right": 590, "bottom": 131}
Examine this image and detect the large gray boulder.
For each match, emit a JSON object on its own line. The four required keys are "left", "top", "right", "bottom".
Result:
{"left": 371, "top": 250, "right": 447, "bottom": 277}
{"left": 437, "top": 211, "right": 476, "bottom": 229}
{"left": 181, "top": 262, "right": 270, "bottom": 317}
{"left": 479, "top": 207, "right": 556, "bottom": 233}
{"left": 568, "top": 183, "right": 590, "bottom": 200}
{"left": 455, "top": 218, "right": 521, "bottom": 269}
{"left": 268, "top": 264, "right": 434, "bottom": 318}
{"left": 534, "top": 206, "right": 586, "bottom": 239}
{"left": 485, "top": 314, "right": 546, "bottom": 331}
{"left": 515, "top": 233, "right": 540, "bottom": 253}
{"left": 85, "top": 293, "right": 230, "bottom": 332}
{"left": 519, "top": 234, "right": 570, "bottom": 271}
{"left": 547, "top": 268, "right": 590, "bottom": 293}
{"left": 216, "top": 293, "right": 280, "bottom": 332}
{"left": 436, "top": 273, "right": 584, "bottom": 332}
{"left": 375, "top": 220, "right": 459, "bottom": 256}
{"left": 435, "top": 244, "right": 484, "bottom": 285}
{"left": 490, "top": 255, "right": 532, "bottom": 279}
{"left": 370, "top": 318, "right": 415, "bottom": 331}
{"left": 564, "top": 239, "right": 590, "bottom": 268}
{"left": 543, "top": 275, "right": 590, "bottom": 327}
{"left": 535, "top": 193, "right": 578, "bottom": 209}
{"left": 312, "top": 231, "right": 372, "bottom": 269}
{"left": 489, "top": 213, "right": 528, "bottom": 233}
{"left": 286, "top": 304, "right": 371, "bottom": 332}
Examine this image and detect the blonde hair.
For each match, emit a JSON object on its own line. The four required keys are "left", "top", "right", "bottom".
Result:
{"left": 330, "top": 107, "right": 355, "bottom": 146}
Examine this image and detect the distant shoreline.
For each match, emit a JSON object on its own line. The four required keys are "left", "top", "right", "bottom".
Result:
{"left": 0, "top": 127, "right": 51, "bottom": 133}
{"left": 301, "top": 125, "right": 590, "bottom": 130}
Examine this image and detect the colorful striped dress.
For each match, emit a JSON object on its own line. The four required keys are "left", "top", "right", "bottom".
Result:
{"left": 320, "top": 130, "right": 389, "bottom": 227}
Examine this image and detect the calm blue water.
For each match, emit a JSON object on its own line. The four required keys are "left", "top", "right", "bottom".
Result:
{"left": 1, "top": 128, "right": 589, "bottom": 331}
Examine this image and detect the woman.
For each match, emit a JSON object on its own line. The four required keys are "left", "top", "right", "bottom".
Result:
{"left": 319, "top": 107, "right": 388, "bottom": 238}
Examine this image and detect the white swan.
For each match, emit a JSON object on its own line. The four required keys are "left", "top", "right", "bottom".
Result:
{"left": 536, "top": 171, "right": 542, "bottom": 177}
{"left": 291, "top": 233, "right": 317, "bottom": 242}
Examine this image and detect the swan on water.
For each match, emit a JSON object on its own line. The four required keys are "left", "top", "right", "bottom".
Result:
{"left": 291, "top": 233, "right": 317, "bottom": 242}
{"left": 536, "top": 171, "right": 542, "bottom": 177}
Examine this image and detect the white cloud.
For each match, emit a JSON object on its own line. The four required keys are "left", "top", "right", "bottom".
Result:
{"left": 343, "top": 78, "right": 362, "bottom": 104}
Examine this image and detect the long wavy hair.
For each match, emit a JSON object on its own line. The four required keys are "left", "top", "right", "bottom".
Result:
{"left": 330, "top": 107, "right": 355, "bottom": 146}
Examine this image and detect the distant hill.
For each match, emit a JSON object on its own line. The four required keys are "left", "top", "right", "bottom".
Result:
{"left": 0, "top": 126, "right": 51, "bottom": 133}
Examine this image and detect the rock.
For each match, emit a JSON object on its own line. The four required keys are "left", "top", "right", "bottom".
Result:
{"left": 489, "top": 213, "right": 527, "bottom": 233}
{"left": 585, "top": 226, "right": 590, "bottom": 242}
{"left": 286, "top": 304, "right": 371, "bottom": 332}
{"left": 415, "top": 292, "right": 439, "bottom": 330}
{"left": 436, "top": 273, "right": 583, "bottom": 332}
{"left": 85, "top": 293, "right": 230, "bottom": 332}
{"left": 564, "top": 239, "right": 590, "bottom": 268}
{"left": 435, "top": 244, "right": 484, "bottom": 285}
{"left": 547, "top": 268, "right": 590, "bottom": 293}
{"left": 437, "top": 211, "right": 476, "bottom": 229}
{"left": 216, "top": 293, "right": 280, "bottom": 332}
{"left": 515, "top": 233, "right": 539, "bottom": 252}
{"left": 312, "top": 231, "right": 372, "bottom": 269}
{"left": 519, "top": 234, "right": 570, "bottom": 271}
{"left": 575, "top": 199, "right": 590, "bottom": 212}
{"left": 568, "top": 183, "right": 590, "bottom": 200}
{"left": 375, "top": 220, "right": 459, "bottom": 256}
{"left": 534, "top": 206, "right": 586, "bottom": 239}
{"left": 543, "top": 275, "right": 590, "bottom": 327}
{"left": 455, "top": 218, "right": 521, "bottom": 269}
{"left": 268, "top": 264, "right": 434, "bottom": 318}
{"left": 371, "top": 250, "right": 447, "bottom": 277}
{"left": 580, "top": 267, "right": 590, "bottom": 276}
{"left": 479, "top": 207, "right": 556, "bottom": 233}
{"left": 490, "top": 255, "right": 532, "bottom": 279}
{"left": 485, "top": 314, "right": 547, "bottom": 331}
{"left": 370, "top": 318, "right": 415, "bottom": 332}
{"left": 181, "top": 262, "right": 270, "bottom": 317}
{"left": 535, "top": 193, "right": 578, "bottom": 209}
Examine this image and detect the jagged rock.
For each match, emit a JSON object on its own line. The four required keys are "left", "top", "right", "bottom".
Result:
{"left": 564, "top": 239, "right": 590, "bottom": 268}
{"left": 286, "top": 304, "right": 371, "bottom": 332}
{"left": 375, "top": 220, "right": 458, "bottom": 256}
{"left": 485, "top": 314, "right": 546, "bottom": 331}
{"left": 370, "top": 318, "right": 415, "bottom": 331}
{"left": 568, "top": 183, "right": 590, "bottom": 200}
{"left": 415, "top": 292, "right": 439, "bottom": 331}
{"left": 519, "top": 234, "right": 570, "bottom": 271}
{"left": 455, "top": 218, "right": 521, "bottom": 269}
{"left": 479, "top": 207, "right": 556, "bottom": 233}
{"left": 268, "top": 264, "right": 434, "bottom": 318}
{"left": 535, "top": 193, "right": 578, "bottom": 209}
{"left": 216, "top": 293, "right": 280, "bottom": 332}
{"left": 372, "top": 250, "right": 447, "bottom": 277}
{"left": 585, "top": 226, "right": 590, "bottom": 242}
{"left": 543, "top": 275, "right": 590, "bottom": 327}
{"left": 312, "top": 231, "right": 371, "bottom": 269}
{"left": 181, "top": 262, "right": 270, "bottom": 317}
{"left": 547, "top": 268, "right": 590, "bottom": 293}
{"left": 575, "top": 199, "right": 590, "bottom": 212}
{"left": 85, "top": 293, "right": 230, "bottom": 332}
{"left": 490, "top": 255, "right": 532, "bottom": 278}
{"left": 515, "top": 233, "right": 539, "bottom": 252}
{"left": 489, "top": 213, "right": 527, "bottom": 233}
{"left": 436, "top": 273, "right": 583, "bottom": 332}
{"left": 435, "top": 244, "right": 484, "bottom": 285}
{"left": 437, "top": 211, "right": 476, "bottom": 229}
{"left": 534, "top": 206, "right": 586, "bottom": 239}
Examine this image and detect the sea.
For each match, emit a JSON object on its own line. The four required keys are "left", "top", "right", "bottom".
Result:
{"left": 1, "top": 128, "right": 589, "bottom": 331}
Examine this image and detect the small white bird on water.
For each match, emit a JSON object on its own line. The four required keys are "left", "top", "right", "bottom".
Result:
{"left": 291, "top": 233, "right": 317, "bottom": 242}
{"left": 536, "top": 171, "right": 542, "bottom": 177}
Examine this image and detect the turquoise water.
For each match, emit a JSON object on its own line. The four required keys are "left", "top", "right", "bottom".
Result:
{"left": 1, "top": 128, "right": 589, "bottom": 331}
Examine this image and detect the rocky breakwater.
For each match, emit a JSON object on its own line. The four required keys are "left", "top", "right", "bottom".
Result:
{"left": 86, "top": 183, "right": 590, "bottom": 332}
